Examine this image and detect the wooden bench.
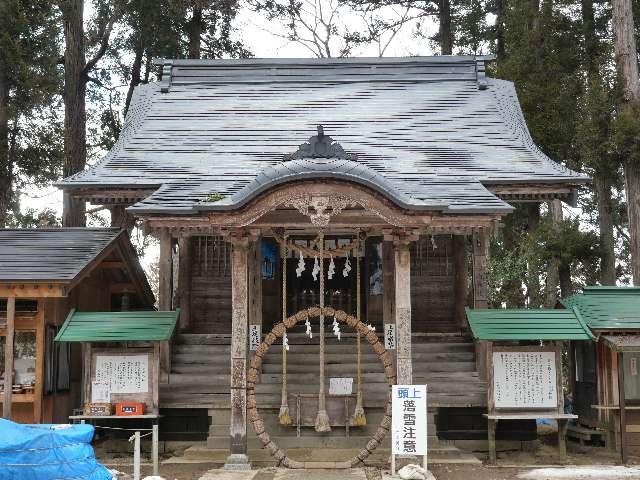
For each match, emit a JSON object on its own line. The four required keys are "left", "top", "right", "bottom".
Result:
{"left": 483, "top": 413, "right": 577, "bottom": 464}
{"left": 566, "top": 423, "right": 604, "bottom": 445}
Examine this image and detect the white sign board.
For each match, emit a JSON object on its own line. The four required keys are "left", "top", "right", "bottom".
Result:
{"left": 249, "top": 324, "right": 261, "bottom": 351}
{"left": 392, "top": 385, "right": 427, "bottom": 455}
{"left": 94, "top": 354, "right": 149, "bottom": 394}
{"left": 492, "top": 351, "right": 557, "bottom": 409}
{"left": 329, "top": 377, "right": 353, "bottom": 395}
{"left": 91, "top": 381, "right": 111, "bottom": 403}
{"left": 384, "top": 323, "right": 396, "bottom": 350}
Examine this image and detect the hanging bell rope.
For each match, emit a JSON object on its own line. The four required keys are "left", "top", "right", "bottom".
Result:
{"left": 353, "top": 233, "right": 367, "bottom": 426}
{"left": 315, "top": 231, "right": 331, "bottom": 432}
{"left": 278, "top": 237, "right": 292, "bottom": 426}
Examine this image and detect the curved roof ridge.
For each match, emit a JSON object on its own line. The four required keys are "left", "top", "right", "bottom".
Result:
{"left": 195, "top": 157, "right": 423, "bottom": 211}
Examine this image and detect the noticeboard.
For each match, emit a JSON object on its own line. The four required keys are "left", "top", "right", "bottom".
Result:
{"left": 491, "top": 350, "right": 558, "bottom": 409}
{"left": 391, "top": 385, "right": 427, "bottom": 455}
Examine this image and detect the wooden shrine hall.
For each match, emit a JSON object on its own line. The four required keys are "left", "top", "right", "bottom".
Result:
{"left": 57, "top": 56, "right": 589, "bottom": 468}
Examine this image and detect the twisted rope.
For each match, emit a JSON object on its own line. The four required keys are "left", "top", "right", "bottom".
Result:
{"left": 353, "top": 234, "right": 366, "bottom": 426}
{"left": 279, "top": 236, "right": 291, "bottom": 426}
{"left": 271, "top": 230, "right": 357, "bottom": 258}
{"left": 314, "top": 231, "right": 331, "bottom": 432}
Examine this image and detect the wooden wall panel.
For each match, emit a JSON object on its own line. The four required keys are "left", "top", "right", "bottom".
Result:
{"left": 410, "top": 235, "right": 457, "bottom": 333}
{"left": 189, "top": 236, "right": 232, "bottom": 334}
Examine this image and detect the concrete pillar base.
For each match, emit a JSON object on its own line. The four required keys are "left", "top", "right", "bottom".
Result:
{"left": 223, "top": 453, "right": 251, "bottom": 470}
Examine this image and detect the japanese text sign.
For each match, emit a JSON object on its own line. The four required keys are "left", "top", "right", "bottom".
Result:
{"left": 492, "top": 351, "right": 557, "bottom": 409}
{"left": 249, "top": 324, "right": 261, "bottom": 351}
{"left": 384, "top": 323, "right": 396, "bottom": 350}
{"left": 392, "top": 384, "right": 427, "bottom": 455}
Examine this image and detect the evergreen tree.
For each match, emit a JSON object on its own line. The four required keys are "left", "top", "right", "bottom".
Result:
{"left": 0, "top": 0, "right": 63, "bottom": 227}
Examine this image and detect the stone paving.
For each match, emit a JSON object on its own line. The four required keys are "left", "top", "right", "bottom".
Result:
{"left": 197, "top": 467, "right": 370, "bottom": 480}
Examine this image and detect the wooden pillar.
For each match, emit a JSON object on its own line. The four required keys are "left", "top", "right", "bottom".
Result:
{"left": 618, "top": 351, "right": 628, "bottom": 464}
{"left": 225, "top": 234, "right": 251, "bottom": 470}
{"left": 472, "top": 229, "right": 489, "bottom": 309}
{"left": 382, "top": 239, "right": 396, "bottom": 328}
{"left": 394, "top": 235, "right": 412, "bottom": 385}
{"left": 177, "top": 236, "right": 192, "bottom": 331}
{"left": 34, "top": 300, "right": 45, "bottom": 423}
{"left": 248, "top": 234, "right": 262, "bottom": 334}
{"left": 110, "top": 205, "right": 135, "bottom": 232}
{"left": 3, "top": 297, "right": 15, "bottom": 419}
{"left": 453, "top": 235, "right": 468, "bottom": 330}
{"left": 158, "top": 230, "right": 173, "bottom": 381}
{"left": 472, "top": 229, "right": 490, "bottom": 379}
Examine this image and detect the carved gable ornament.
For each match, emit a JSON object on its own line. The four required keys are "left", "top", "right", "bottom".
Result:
{"left": 284, "top": 125, "right": 357, "bottom": 161}
{"left": 289, "top": 194, "right": 353, "bottom": 227}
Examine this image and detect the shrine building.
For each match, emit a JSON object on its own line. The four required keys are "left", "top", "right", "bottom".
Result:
{"left": 55, "top": 56, "right": 589, "bottom": 467}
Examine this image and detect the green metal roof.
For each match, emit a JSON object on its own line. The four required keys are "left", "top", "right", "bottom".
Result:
{"left": 561, "top": 286, "right": 640, "bottom": 331}
{"left": 466, "top": 307, "right": 594, "bottom": 341}
{"left": 55, "top": 309, "right": 179, "bottom": 342}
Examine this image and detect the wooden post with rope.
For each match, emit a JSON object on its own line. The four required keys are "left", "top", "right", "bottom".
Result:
{"left": 353, "top": 232, "right": 366, "bottom": 426}
{"left": 315, "top": 231, "right": 332, "bottom": 432}
{"left": 279, "top": 236, "right": 292, "bottom": 426}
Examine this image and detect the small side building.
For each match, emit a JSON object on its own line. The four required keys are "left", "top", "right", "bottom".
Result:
{"left": 562, "top": 287, "right": 640, "bottom": 461}
{"left": 0, "top": 228, "right": 154, "bottom": 424}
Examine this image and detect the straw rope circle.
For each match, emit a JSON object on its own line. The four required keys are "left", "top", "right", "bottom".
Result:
{"left": 247, "top": 306, "right": 396, "bottom": 469}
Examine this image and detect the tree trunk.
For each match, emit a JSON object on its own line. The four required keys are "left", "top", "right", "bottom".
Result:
{"left": 595, "top": 175, "right": 617, "bottom": 284}
{"left": 494, "top": 0, "right": 505, "bottom": 60}
{"left": 438, "top": 0, "right": 453, "bottom": 55}
{"left": 0, "top": 63, "right": 9, "bottom": 227}
{"left": 124, "top": 26, "right": 145, "bottom": 116}
{"left": 61, "top": 0, "right": 87, "bottom": 227}
{"left": 611, "top": 0, "right": 640, "bottom": 284}
{"left": 582, "top": 0, "right": 617, "bottom": 285}
{"left": 524, "top": 203, "right": 542, "bottom": 306}
{"left": 559, "top": 263, "right": 573, "bottom": 299}
{"left": 544, "top": 200, "right": 562, "bottom": 307}
{"left": 187, "top": 6, "right": 204, "bottom": 59}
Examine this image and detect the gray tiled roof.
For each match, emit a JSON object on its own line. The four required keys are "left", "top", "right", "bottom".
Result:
{"left": 0, "top": 228, "right": 121, "bottom": 282}
{"left": 59, "top": 57, "right": 588, "bottom": 215}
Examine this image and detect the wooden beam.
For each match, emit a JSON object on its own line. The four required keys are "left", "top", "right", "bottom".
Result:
{"left": 109, "top": 283, "right": 137, "bottom": 294}
{"left": 99, "top": 260, "right": 126, "bottom": 269}
{"left": 0, "top": 284, "right": 66, "bottom": 298}
{"left": 3, "top": 297, "right": 15, "bottom": 419}
{"left": 177, "top": 236, "right": 192, "bottom": 331}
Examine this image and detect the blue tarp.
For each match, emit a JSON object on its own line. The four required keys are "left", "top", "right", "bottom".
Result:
{"left": 0, "top": 419, "right": 112, "bottom": 480}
